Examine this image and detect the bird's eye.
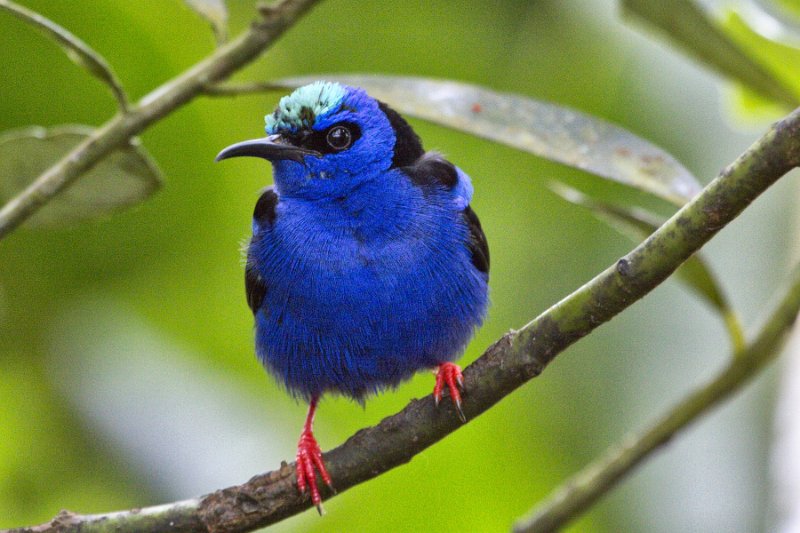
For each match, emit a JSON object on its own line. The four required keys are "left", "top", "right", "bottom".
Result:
{"left": 326, "top": 125, "right": 352, "bottom": 151}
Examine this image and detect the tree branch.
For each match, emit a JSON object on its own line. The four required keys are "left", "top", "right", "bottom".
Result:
{"left": 513, "top": 262, "right": 800, "bottom": 533}
{"left": 6, "top": 106, "right": 799, "bottom": 532}
{"left": 201, "top": 81, "right": 285, "bottom": 96}
{"left": 0, "top": 0, "right": 322, "bottom": 241}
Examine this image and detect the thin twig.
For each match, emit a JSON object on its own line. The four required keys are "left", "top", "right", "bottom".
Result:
{"left": 7, "top": 107, "right": 800, "bottom": 533}
{"left": 0, "top": 0, "right": 322, "bottom": 241}
{"left": 0, "top": 0, "right": 130, "bottom": 112}
{"left": 202, "top": 81, "right": 286, "bottom": 96}
{"left": 513, "top": 263, "right": 800, "bottom": 533}
{"left": 724, "top": 309, "right": 747, "bottom": 355}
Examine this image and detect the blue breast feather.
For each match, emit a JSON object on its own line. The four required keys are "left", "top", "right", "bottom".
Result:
{"left": 248, "top": 166, "right": 489, "bottom": 400}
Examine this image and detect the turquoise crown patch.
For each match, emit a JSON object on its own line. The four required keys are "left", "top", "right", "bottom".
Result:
{"left": 265, "top": 81, "right": 347, "bottom": 134}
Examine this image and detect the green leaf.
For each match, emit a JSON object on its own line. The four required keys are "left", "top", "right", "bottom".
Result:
{"left": 0, "top": 0, "right": 129, "bottom": 110}
{"left": 549, "top": 183, "right": 745, "bottom": 351}
{"left": 549, "top": 182, "right": 663, "bottom": 241}
{"left": 0, "top": 126, "right": 162, "bottom": 228}
{"left": 275, "top": 75, "right": 702, "bottom": 206}
{"left": 724, "top": 83, "right": 788, "bottom": 125}
{"left": 775, "top": 0, "right": 800, "bottom": 19}
{"left": 622, "top": 0, "right": 797, "bottom": 108}
{"left": 720, "top": 10, "right": 800, "bottom": 101}
{"left": 184, "top": 0, "right": 228, "bottom": 45}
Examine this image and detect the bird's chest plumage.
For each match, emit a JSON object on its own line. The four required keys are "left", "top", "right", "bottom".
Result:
{"left": 248, "top": 188, "right": 487, "bottom": 399}
{"left": 256, "top": 194, "right": 458, "bottom": 330}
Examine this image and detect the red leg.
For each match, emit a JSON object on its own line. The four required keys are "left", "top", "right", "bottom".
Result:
{"left": 295, "top": 396, "right": 334, "bottom": 514}
{"left": 433, "top": 362, "right": 466, "bottom": 422}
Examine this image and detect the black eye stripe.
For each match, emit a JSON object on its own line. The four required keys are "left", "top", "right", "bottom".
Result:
{"left": 285, "top": 122, "right": 361, "bottom": 155}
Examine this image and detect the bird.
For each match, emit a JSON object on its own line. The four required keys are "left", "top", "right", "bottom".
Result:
{"left": 215, "top": 81, "right": 489, "bottom": 512}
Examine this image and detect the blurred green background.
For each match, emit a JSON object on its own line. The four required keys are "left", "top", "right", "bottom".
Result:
{"left": 1, "top": 1, "right": 799, "bottom": 531}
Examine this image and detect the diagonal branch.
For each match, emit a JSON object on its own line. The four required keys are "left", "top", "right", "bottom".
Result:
{"left": 7, "top": 107, "right": 800, "bottom": 533}
{"left": 201, "top": 81, "right": 286, "bottom": 96}
{"left": 513, "top": 263, "right": 800, "bottom": 533}
{"left": 0, "top": 0, "right": 322, "bottom": 241}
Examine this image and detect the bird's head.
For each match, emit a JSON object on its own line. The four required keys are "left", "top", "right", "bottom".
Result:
{"left": 216, "top": 81, "right": 423, "bottom": 198}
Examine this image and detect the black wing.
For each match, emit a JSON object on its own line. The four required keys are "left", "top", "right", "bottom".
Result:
{"left": 245, "top": 264, "right": 267, "bottom": 315}
{"left": 463, "top": 205, "right": 489, "bottom": 275}
{"left": 253, "top": 187, "right": 278, "bottom": 226}
{"left": 403, "top": 152, "right": 458, "bottom": 189}
{"left": 245, "top": 188, "right": 278, "bottom": 315}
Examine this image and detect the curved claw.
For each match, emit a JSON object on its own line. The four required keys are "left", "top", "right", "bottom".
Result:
{"left": 433, "top": 362, "right": 467, "bottom": 423}
{"left": 295, "top": 398, "right": 334, "bottom": 513}
{"left": 296, "top": 430, "right": 334, "bottom": 514}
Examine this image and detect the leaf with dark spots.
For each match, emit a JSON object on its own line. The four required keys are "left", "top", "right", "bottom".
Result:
{"left": 275, "top": 75, "right": 702, "bottom": 206}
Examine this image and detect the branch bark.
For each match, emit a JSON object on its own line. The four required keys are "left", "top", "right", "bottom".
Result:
{"left": 6, "top": 106, "right": 799, "bottom": 532}
{"left": 0, "top": 0, "right": 322, "bottom": 241}
{"left": 513, "top": 262, "right": 800, "bottom": 533}
{"left": 202, "top": 81, "right": 285, "bottom": 96}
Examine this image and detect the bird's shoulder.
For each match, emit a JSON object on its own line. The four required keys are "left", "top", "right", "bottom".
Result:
{"left": 402, "top": 151, "right": 459, "bottom": 190}
{"left": 402, "top": 152, "right": 488, "bottom": 274}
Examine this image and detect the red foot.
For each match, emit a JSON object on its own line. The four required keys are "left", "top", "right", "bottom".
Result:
{"left": 433, "top": 362, "right": 466, "bottom": 422}
{"left": 296, "top": 429, "right": 333, "bottom": 513}
{"left": 295, "top": 398, "right": 334, "bottom": 514}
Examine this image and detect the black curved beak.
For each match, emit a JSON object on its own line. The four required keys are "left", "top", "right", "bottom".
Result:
{"left": 215, "top": 135, "right": 320, "bottom": 164}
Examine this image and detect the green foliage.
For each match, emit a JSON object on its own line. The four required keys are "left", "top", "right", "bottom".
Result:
{"left": 0, "top": 0, "right": 129, "bottom": 109}
{"left": 183, "top": 0, "right": 228, "bottom": 45}
{"left": 721, "top": 10, "right": 800, "bottom": 101}
{"left": 623, "top": 0, "right": 798, "bottom": 107}
{"left": 0, "top": 126, "right": 161, "bottom": 227}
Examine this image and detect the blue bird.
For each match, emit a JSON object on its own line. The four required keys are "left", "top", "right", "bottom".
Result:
{"left": 216, "top": 81, "right": 489, "bottom": 511}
